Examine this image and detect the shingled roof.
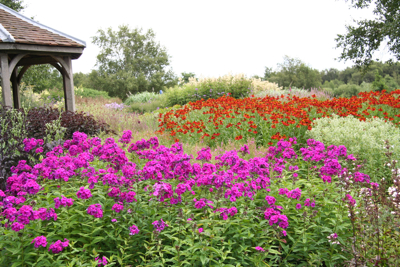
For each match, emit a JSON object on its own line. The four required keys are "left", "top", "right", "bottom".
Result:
{"left": 0, "top": 3, "right": 85, "bottom": 48}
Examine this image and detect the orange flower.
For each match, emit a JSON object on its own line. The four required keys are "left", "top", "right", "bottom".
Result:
{"left": 235, "top": 135, "right": 243, "bottom": 140}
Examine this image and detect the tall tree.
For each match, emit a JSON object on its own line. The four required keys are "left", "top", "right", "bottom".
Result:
{"left": 0, "top": 0, "right": 24, "bottom": 11}
{"left": 92, "top": 25, "right": 177, "bottom": 100}
{"left": 336, "top": 0, "right": 400, "bottom": 67}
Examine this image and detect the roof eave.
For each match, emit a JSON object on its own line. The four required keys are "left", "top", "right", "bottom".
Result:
{"left": 0, "top": 3, "right": 86, "bottom": 47}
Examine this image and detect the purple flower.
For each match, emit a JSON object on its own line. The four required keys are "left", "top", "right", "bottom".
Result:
{"left": 76, "top": 187, "right": 92, "bottom": 200}
{"left": 265, "top": 196, "right": 276, "bottom": 205}
{"left": 31, "top": 236, "right": 47, "bottom": 248}
{"left": 48, "top": 238, "right": 69, "bottom": 254}
{"left": 129, "top": 224, "right": 140, "bottom": 235}
{"left": 198, "top": 228, "right": 204, "bottom": 233}
{"left": 296, "top": 203, "right": 302, "bottom": 209}
{"left": 118, "top": 130, "right": 132, "bottom": 145}
{"left": 95, "top": 256, "right": 108, "bottom": 266}
{"left": 111, "top": 202, "right": 124, "bottom": 213}
{"left": 152, "top": 219, "right": 168, "bottom": 232}
{"left": 87, "top": 204, "right": 103, "bottom": 218}
{"left": 196, "top": 147, "right": 212, "bottom": 162}
{"left": 282, "top": 230, "right": 287, "bottom": 236}
{"left": 255, "top": 246, "right": 265, "bottom": 252}
{"left": 239, "top": 144, "right": 250, "bottom": 155}
{"left": 11, "top": 222, "right": 24, "bottom": 232}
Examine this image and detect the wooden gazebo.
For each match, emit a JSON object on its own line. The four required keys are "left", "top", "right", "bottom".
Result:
{"left": 0, "top": 3, "right": 85, "bottom": 112}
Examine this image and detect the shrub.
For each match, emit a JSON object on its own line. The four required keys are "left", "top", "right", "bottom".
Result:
{"left": 124, "top": 91, "right": 164, "bottom": 106}
{"left": 332, "top": 84, "right": 362, "bottom": 98}
{"left": 127, "top": 100, "right": 164, "bottom": 114}
{"left": 306, "top": 114, "right": 400, "bottom": 184}
{"left": 25, "top": 107, "right": 115, "bottom": 141}
{"left": 163, "top": 73, "right": 258, "bottom": 107}
{"left": 74, "top": 86, "right": 111, "bottom": 99}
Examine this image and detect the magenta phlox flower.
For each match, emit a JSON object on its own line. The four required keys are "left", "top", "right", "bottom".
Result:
{"left": 343, "top": 194, "right": 356, "bottom": 207}
{"left": 95, "top": 256, "right": 108, "bottom": 266}
{"left": 198, "top": 227, "right": 204, "bottom": 233}
{"left": 23, "top": 179, "right": 41, "bottom": 195}
{"left": 287, "top": 188, "right": 302, "bottom": 200}
{"left": 265, "top": 196, "right": 276, "bottom": 205}
{"left": 76, "top": 187, "right": 92, "bottom": 199}
{"left": 108, "top": 187, "right": 121, "bottom": 198}
{"left": 296, "top": 203, "right": 302, "bottom": 209}
{"left": 152, "top": 182, "right": 173, "bottom": 202}
{"left": 111, "top": 202, "right": 124, "bottom": 213}
{"left": 31, "top": 236, "right": 47, "bottom": 248}
{"left": 322, "top": 175, "right": 332, "bottom": 183}
{"left": 129, "top": 224, "right": 140, "bottom": 235}
{"left": 125, "top": 191, "right": 137, "bottom": 202}
{"left": 118, "top": 130, "right": 133, "bottom": 145}
{"left": 48, "top": 238, "right": 69, "bottom": 254}
{"left": 122, "top": 163, "right": 136, "bottom": 179}
{"left": 239, "top": 144, "right": 250, "bottom": 156}
{"left": 23, "top": 138, "right": 44, "bottom": 152}
{"left": 87, "top": 204, "right": 103, "bottom": 218}
{"left": 255, "top": 246, "right": 265, "bottom": 252}
{"left": 282, "top": 230, "right": 287, "bottom": 236}
{"left": 11, "top": 222, "right": 24, "bottom": 232}
{"left": 0, "top": 190, "right": 5, "bottom": 197}
{"left": 54, "top": 196, "right": 74, "bottom": 209}
{"left": 152, "top": 219, "right": 168, "bottom": 232}
{"left": 11, "top": 160, "right": 32, "bottom": 174}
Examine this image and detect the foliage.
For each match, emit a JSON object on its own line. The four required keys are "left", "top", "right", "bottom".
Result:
{"left": 336, "top": 0, "right": 400, "bottom": 67}
{"left": 0, "top": 0, "right": 24, "bottom": 11}
{"left": 180, "top": 72, "right": 196, "bottom": 84}
{"left": 307, "top": 114, "right": 400, "bottom": 184}
{"left": 74, "top": 86, "right": 110, "bottom": 99}
{"left": 128, "top": 100, "right": 164, "bottom": 114}
{"left": 125, "top": 91, "right": 164, "bottom": 105}
{"left": 20, "top": 64, "right": 63, "bottom": 93}
{"left": 2, "top": 133, "right": 395, "bottom": 266}
{"left": 75, "top": 97, "right": 158, "bottom": 135}
{"left": 265, "top": 56, "right": 322, "bottom": 89}
{"left": 256, "top": 87, "right": 333, "bottom": 101}
{"left": 91, "top": 25, "right": 178, "bottom": 100}
{"left": 373, "top": 70, "right": 387, "bottom": 92}
{"left": 25, "top": 107, "right": 115, "bottom": 141}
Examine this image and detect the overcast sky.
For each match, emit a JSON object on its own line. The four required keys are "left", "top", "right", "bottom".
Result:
{"left": 21, "top": 0, "right": 391, "bottom": 78}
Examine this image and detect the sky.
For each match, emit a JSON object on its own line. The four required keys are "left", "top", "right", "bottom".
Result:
{"left": 21, "top": 0, "right": 392, "bottom": 78}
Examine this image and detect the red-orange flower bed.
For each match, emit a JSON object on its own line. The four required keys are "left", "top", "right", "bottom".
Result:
{"left": 156, "top": 90, "right": 400, "bottom": 147}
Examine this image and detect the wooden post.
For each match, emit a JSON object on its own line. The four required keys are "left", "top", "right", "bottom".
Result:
{"left": 11, "top": 68, "right": 20, "bottom": 109}
{"left": 0, "top": 53, "right": 12, "bottom": 108}
{"left": 62, "top": 56, "right": 75, "bottom": 112}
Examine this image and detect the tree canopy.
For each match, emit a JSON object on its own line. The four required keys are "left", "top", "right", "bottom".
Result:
{"left": 0, "top": 0, "right": 24, "bottom": 11}
{"left": 91, "top": 25, "right": 177, "bottom": 100}
{"left": 336, "top": 0, "right": 400, "bottom": 67}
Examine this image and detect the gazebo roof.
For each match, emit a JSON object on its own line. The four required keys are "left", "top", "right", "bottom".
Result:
{"left": 0, "top": 3, "right": 85, "bottom": 48}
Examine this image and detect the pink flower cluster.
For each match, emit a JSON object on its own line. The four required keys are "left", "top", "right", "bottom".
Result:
{"left": 23, "top": 138, "right": 44, "bottom": 152}
{"left": 87, "top": 204, "right": 103, "bottom": 218}
{"left": 54, "top": 195, "right": 74, "bottom": 209}
{"left": 214, "top": 207, "right": 238, "bottom": 220}
{"left": 31, "top": 236, "right": 47, "bottom": 248}
{"left": 129, "top": 224, "right": 140, "bottom": 235}
{"left": 95, "top": 256, "right": 108, "bottom": 266}
{"left": 48, "top": 238, "right": 69, "bottom": 254}
{"left": 76, "top": 187, "right": 92, "bottom": 199}
{"left": 152, "top": 219, "right": 168, "bottom": 232}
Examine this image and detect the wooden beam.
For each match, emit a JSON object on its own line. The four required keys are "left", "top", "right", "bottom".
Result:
{"left": 0, "top": 53, "right": 12, "bottom": 107}
{"left": 62, "top": 56, "right": 75, "bottom": 112}
{"left": 0, "top": 43, "right": 84, "bottom": 58}
{"left": 11, "top": 68, "right": 20, "bottom": 109}
{"left": 17, "top": 65, "right": 31, "bottom": 85}
{"left": 16, "top": 56, "right": 58, "bottom": 66}
{"left": 9, "top": 53, "right": 27, "bottom": 74}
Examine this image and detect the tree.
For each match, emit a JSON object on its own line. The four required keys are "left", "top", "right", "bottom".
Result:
{"left": 267, "top": 56, "right": 322, "bottom": 89}
{"left": 181, "top": 72, "right": 196, "bottom": 84}
{"left": 20, "top": 64, "right": 62, "bottom": 93}
{"left": 92, "top": 25, "right": 177, "bottom": 100}
{"left": 0, "top": 0, "right": 24, "bottom": 11}
{"left": 336, "top": 0, "right": 400, "bottom": 67}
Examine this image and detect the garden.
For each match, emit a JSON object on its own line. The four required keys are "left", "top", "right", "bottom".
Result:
{"left": 0, "top": 74, "right": 399, "bottom": 266}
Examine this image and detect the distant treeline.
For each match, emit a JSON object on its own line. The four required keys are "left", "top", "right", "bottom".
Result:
{"left": 14, "top": 56, "right": 400, "bottom": 100}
